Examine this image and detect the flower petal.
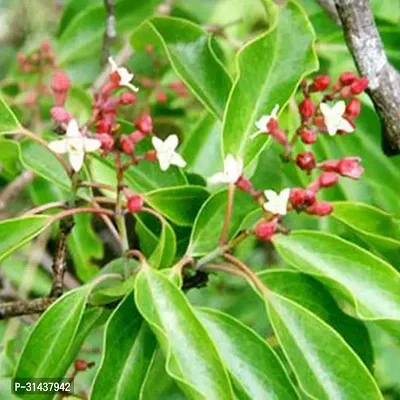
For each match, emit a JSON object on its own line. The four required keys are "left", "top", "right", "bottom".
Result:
{"left": 158, "top": 154, "right": 171, "bottom": 171}
{"left": 68, "top": 151, "right": 85, "bottom": 172}
{"left": 255, "top": 116, "right": 269, "bottom": 132}
{"left": 164, "top": 134, "right": 179, "bottom": 151}
{"left": 263, "top": 200, "right": 278, "bottom": 215}
{"left": 66, "top": 119, "right": 81, "bottom": 138}
{"left": 84, "top": 138, "right": 102, "bottom": 152}
{"left": 170, "top": 152, "right": 186, "bottom": 168}
{"left": 108, "top": 56, "right": 118, "bottom": 72}
{"left": 264, "top": 190, "right": 278, "bottom": 202}
{"left": 332, "top": 100, "right": 346, "bottom": 117}
{"left": 271, "top": 104, "right": 280, "bottom": 118}
{"left": 338, "top": 117, "right": 354, "bottom": 133}
{"left": 208, "top": 172, "right": 228, "bottom": 184}
{"left": 48, "top": 139, "right": 68, "bottom": 154}
{"left": 152, "top": 136, "right": 164, "bottom": 152}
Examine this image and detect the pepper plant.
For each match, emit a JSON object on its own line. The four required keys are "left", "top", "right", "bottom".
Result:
{"left": 0, "top": 0, "right": 400, "bottom": 399}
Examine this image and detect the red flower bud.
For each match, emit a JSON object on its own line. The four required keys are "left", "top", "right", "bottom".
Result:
{"left": 130, "top": 130, "right": 145, "bottom": 143}
{"left": 50, "top": 106, "right": 71, "bottom": 123}
{"left": 304, "top": 190, "right": 316, "bottom": 206}
{"left": 318, "top": 172, "right": 339, "bottom": 188}
{"left": 339, "top": 71, "right": 358, "bottom": 86}
{"left": 236, "top": 176, "right": 253, "bottom": 192}
{"left": 306, "top": 201, "right": 333, "bottom": 216}
{"left": 74, "top": 359, "right": 87, "bottom": 371}
{"left": 340, "top": 85, "right": 353, "bottom": 99}
{"left": 313, "top": 115, "right": 326, "bottom": 129}
{"left": 350, "top": 77, "right": 368, "bottom": 94}
{"left": 255, "top": 219, "right": 278, "bottom": 241}
{"left": 337, "top": 157, "right": 364, "bottom": 179}
{"left": 120, "top": 135, "right": 134, "bottom": 155}
{"left": 127, "top": 195, "right": 144, "bottom": 213}
{"left": 140, "top": 77, "right": 154, "bottom": 88}
{"left": 95, "top": 133, "right": 114, "bottom": 152}
{"left": 267, "top": 118, "right": 279, "bottom": 133}
{"left": 296, "top": 152, "right": 316, "bottom": 171}
{"left": 145, "top": 150, "right": 157, "bottom": 162}
{"left": 51, "top": 72, "right": 70, "bottom": 92}
{"left": 271, "top": 129, "right": 288, "bottom": 145}
{"left": 96, "top": 120, "right": 112, "bottom": 134}
{"left": 345, "top": 98, "right": 361, "bottom": 119}
{"left": 135, "top": 113, "right": 153, "bottom": 134}
{"left": 156, "top": 91, "right": 168, "bottom": 103}
{"left": 311, "top": 75, "right": 330, "bottom": 92}
{"left": 299, "top": 128, "right": 317, "bottom": 144}
{"left": 119, "top": 92, "right": 137, "bottom": 105}
{"left": 169, "top": 80, "right": 188, "bottom": 97}
{"left": 299, "top": 98, "right": 316, "bottom": 120}
{"left": 290, "top": 188, "right": 305, "bottom": 208}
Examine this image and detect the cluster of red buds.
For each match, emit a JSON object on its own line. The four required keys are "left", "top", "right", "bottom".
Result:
{"left": 16, "top": 40, "right": 57, "bottom": 107}
{"left": 220, "top": 71, "right": 369, "bottom": 242}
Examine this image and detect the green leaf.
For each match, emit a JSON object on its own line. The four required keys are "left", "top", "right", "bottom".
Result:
{"left": 196, "top": 308, "right": 299, "bottom": 399}
{"left": 90, "top": 294, "right": 156, "bottom": 400}
{"left": 90, "top": 155, "right": 187, "bottom": 194}
{"left": 331, "top": 201, "right": 400, "bottom": 266}
{"left": 188, "top": 189, "right": 258, "bottom": 256}
{"left": 268, "top": 293, "right": 383, "bottom": 399}
{"left": 139, "top": 349, "right": 186, "bottom": 400}
{"left": 131, "top": 17, "right": 232, "bottom": 119}
{"left": 145, "top": 186, "right": 209, "bottom": 226}
{"left": 135, "top": 212, "right": 176, "bottom": 269}
{"left": 273, "top": 231, "right": 400, "bottom": 332}
{"left": 68, "top": 213, "right": 104, "bottom": 282}
{"left": 0, "top": 215, "right": 50, "bottom": 262}
{"left": 15, "top": 286, "right": 104, "bottom": 399}
{"left": 222, "top": 1, "right": 317, "bottom": 166}
{"left": 0, "top": 96, "right": 21, "bottom": 134}
{"left": 260, "top": 270, "right": 374, "bottom": 370}
{"left": 180, "top": 112, "right": 223, "bottom": 178}
{"left": 135, "top": 267, "right": 234, "bottom": 399}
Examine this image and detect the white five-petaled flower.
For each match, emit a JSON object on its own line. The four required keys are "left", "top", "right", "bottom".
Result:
{"left": 209, "top": 154, "right": 243, "bottom": 184}
{"left": 263, "top": 188, "right": 290, "bottom": 216}
{"left": 152, "top": 134, "right": 186, "bottom": 171}
{"left": 320, "top": 101, "right": 354, "bottom": 136}
{"left": 108, "top": 56, "right": 139, "bottom": 92}
{"left": 48, "top": 119, "right": 101, "bottom": 172}
{"left": 251, "top": 104, "right": 280, "bottom": 139}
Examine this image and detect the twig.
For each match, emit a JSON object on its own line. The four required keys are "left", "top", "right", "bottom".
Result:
{"left": 333, "top": 0, "right": 400, "bottom": 155}
{"left": 0, "top": 171, "right": 34, "bottom": 212}
{"left": 101, "top": 0, "right": 117, "bottom": 66}
{"left": 21, "top": 201, "right": 66, "bottom": 216}
{"left": 317, "top": 0, "right": 340, "bottom": 24}
{"left": 0, "top": 297, "right": 56, "bottom": 320}
{"left": 220, "top": 183, "right": 235, "bottom": 245}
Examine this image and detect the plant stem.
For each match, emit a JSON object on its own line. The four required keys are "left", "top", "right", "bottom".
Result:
{"left": 220, "top": 183, "right": 235, "bottom": 245}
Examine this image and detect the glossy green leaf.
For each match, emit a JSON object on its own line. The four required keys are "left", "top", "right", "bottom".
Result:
{"left": 196, "top": 308, "right": 299, "bottom": 399}
{"left": 90, "top": 294, "right": 156, "bottom": 400}
{"left": 68, "top": 213, "right": 104, "bottom": 282}
{"left": 0, "top": 96, "right": 21, "bottom": 134}
{"left": 180, "top": 112, "right": 223, "bottom": 178}
{"left": 260, "top": 270, "right": 374, "bottom": 370}
{"left": 268, "top": 293, "right": 383, "bottom": 399}
{"left": 273, "top": 232, "right": 400, "bottom": 328}
{"left": 145, "top": 186, "right": 209, "bottom": 226}
{"left": 188, "top": 189, "right": 258, "bottom": 256}
{"left": 15, "top": 286, "right": 104, "bottom": 399}
{"left": 135, "top": 212, "right": 176, "bottom": 269}
{"left": 0, "top": 215, "right": 50, "bottom": 262}
{"left": 131, "top": 17, "right": 232, "bottom": 119}
{"left": 332, "top": 202, "right": 400, "bottom": 266}
{"left": 222, "top": 1, "right": 317, "bottom": 166}
{"left": 135, "top": 267, "right": 234, "bottom": 399}
{"left": 139, "top": 349, "right": 186, "bottom": 400}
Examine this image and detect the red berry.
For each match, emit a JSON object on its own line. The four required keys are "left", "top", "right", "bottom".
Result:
{"left": 345, "top": 98, "right": 361, "bottom": 119}
{"left": 74, "top": 359, "right": 87, "bottom": 371}
{"left": 50, "top": 106, "right": 71, "bottom": 123}
{"left": 311, "top": 75, "right": 330, "bottom": 91}
{"left": 339, "top": 71, "right": 357, "bottom": 86}
{"left": 299, "top": 128, "right": 317, "bottom": 144}
{"left": 255, "top": 219, "right": 278, "bottom": 241}
{"left": 120, "top": 135, "right": 134, "bottom": 155}
{"left": 236, "top": 176, "right": 252, "bottom": 192}
{"left": 350, "top": 77, "right": 368, "bottom": 94}
{"left": 135, "top": 113, "right": 153, "bottom": 134}
{"left": 299, "top": 98, "right": 316, "bottom": 120}
{"left": 119, "top": 92, "right": 137, "bottom": 105}
{"left": 318, "top": 172, "right": 339, "bottom": 188}
{"left": 296, "top": 152, "right": 316, "bottom": 171}
{"left": 96, "top": 120, "right": 112, "bottom": 134}
{"left": 127, "top": 195, "right": 144, "bottom": 213}
{"left": 156, "top": 91, "right": 168, "bottom": 103}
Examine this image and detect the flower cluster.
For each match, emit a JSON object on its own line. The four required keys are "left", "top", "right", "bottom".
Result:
{"left": 211, "top": 71, "right": 369, "bottom": 241}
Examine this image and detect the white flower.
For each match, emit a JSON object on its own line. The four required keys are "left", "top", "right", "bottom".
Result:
{"left": 108, "top": 56, "right": 139, "bottom": 92}
{"left": 209, "top": 154, "right": 243, "bottom": 184}
{"left": 263, "top": 188, "right": 290, "bottom": 216}
{"left": 320, "top": 101, "right": 354, "bottom": 136}
{"left": 251, "top": 104, "right": 280, "bottom": 139}
{"left": 152, "top": 134, "right": 186, "bottom": 171}
{"left": 48, "top": 119, "right": 101, "bottom": 172}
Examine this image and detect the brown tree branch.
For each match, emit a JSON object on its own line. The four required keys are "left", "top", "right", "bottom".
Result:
{"left": 334, "top": 0, "right": 400, "bottom": 155}
{"left": 0, "top": 297, "right": 56, "bottom": 319}
{"left": 317, "top": 0, "right": 340, "bottom": 24}
{"left": 101, "top": 0, "right": 117, "bottom": 66}
{"left": 0, "top": 170, "right": 34, "bottom": 213}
